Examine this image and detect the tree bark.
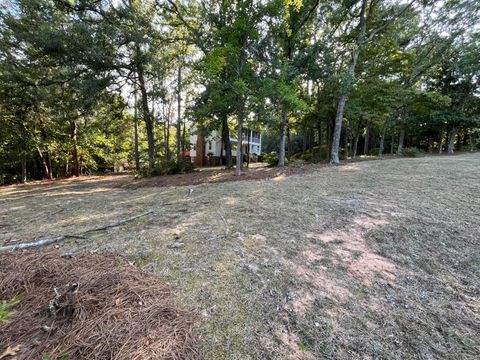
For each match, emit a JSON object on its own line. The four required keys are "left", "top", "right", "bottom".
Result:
{"left": 21, "top": 152, "right": 27, "bottom": 184}
{"left": 236, "top": 106, "right": 244, "bottom": 176}
{"left": 363, "top": 123, "right": 370, "bottom": 155}
{"left": 221, "top": 114, "right": 233, "bottom": 168}
{"left": 176, "top": 65, "right": 182, "bottom": 157}
{"left": 133, "top": 81, "right": 140, "bottom": 171}
{"left": 352, "top": 128, "right": 360, "bottom": 159}
{"left": 70, "top": 120, "right": 80, "bottom": 177}
{"left": 397, "top": 123, "right": 405, "bottom": 154}
{"left": 438, "top": 127, "right": 443, "bottom": 154}
{"left": 278, "top": 109, "right": 287, "bottom": 166}
{"left": 136, "top": 46, "right": 155, "bottom": 171}
{"left": 344, "top": 121, "right": 349, "bottom": 160}
{"left": 36, "top": 145, "right": 50, "bottom": 179}
{"left": 247, "top": 129, "right": 250, "bottom": 168}
{"left": 447, "top": 126, "right": 456, "bottom": 154}
{"left": 330, "top": 0, "right": 367, "bottom": 164}
{"left": 379, "top": 119, "right": 387, "bottom": 156}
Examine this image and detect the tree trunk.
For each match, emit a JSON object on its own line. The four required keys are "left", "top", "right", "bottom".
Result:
{"left": 133, "top": 81, "right": 140, "bottom": 171}
{"left": 176, "top": 65, "right": 182, "bottom": 157}
{"left": 287, "top": 126, "right": 292, "bottom": 160}
{"left": 330, "top": 0, "right": 367, "bottom": 164}
{"left": 363, "top": 124, "right": 370, "bottom": 155}
{"left": 352, "top": 127, "right": 360, "bottom": 159}
{"left": 317, "top": 119, "right": 322, "bottom": 147}
{"left": 195, "top": 130, "right": 206, "bottom": 167}
{"left": 136, "top": 47, "right": 155, "bottom": 171}
{"left": 278, "top": 109, "right": 287, "bottom": 167}
{"left": 390, "top": 133, "right": 395, "bottom": 154}
{"left": 221, "top": 114, "right": 233, "bottom": 168}
{"left": 379, "top": 119, "right": 387, "bottom": 156}
{"left": 70, "top": 120, "right": 80, "bottom": 177}
{"left": 36, "top": 145, "right": 50, "bottom": 179}
{"left": 438, "top": 127, "right": 443, "bottom": 154}
{"left": 447, "top": 126, "right": 456, "bottom": 154}
{"left": 236, "top": 107, "right": 244, "bottom": 176}
{"left": 247, "top": 129, "right": 250, "bottom": 168}
{"left": 21, "top": 153, "right": 27, "bottom": 183}
{"left": 344, "top": 120, "right": 349, "bottom": 160}
{"left": 397, "top": 123, "right": 405, "bottom": 154}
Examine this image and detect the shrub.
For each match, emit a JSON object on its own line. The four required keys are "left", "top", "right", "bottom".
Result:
{"left": 147, "top": 157, "right": 194, "bottom": 176}
{"left": 301, "top": 152, "right": 313, "bottom": 162}
{"left": 400, "top": 147, "right": 423, "bottom": 157}
{"left": 263, "top": 152, "right": 279, "bottom": 166}
{"left": 368, "top": 148, "right": 380, "bottom": 156}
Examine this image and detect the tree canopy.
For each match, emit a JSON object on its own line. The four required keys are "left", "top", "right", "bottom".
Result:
{"left": 0, "top": 0, "right": 479, "bottom": 183}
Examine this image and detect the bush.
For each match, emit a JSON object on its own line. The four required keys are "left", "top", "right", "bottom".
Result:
{"left": 147, "top": 157, "right": 195, "bottom": 176}
{"left": 263, "top": 152, "right": 279, "bottom": 166}
{"left": 301, "top": 152, "right": 313, "bottom": 162}
{"left": 368, "top": 148, "right": 380, "bottom": 156}
{"left": 400, "top": 147, "right": 423, "bottom": 157}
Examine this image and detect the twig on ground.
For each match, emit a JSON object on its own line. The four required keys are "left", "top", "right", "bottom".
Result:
{"left": 0, "top": 211, "right": 153, "bottom": 252}
{"left": 85, "top": 211, "right": 153, "bottom": 233}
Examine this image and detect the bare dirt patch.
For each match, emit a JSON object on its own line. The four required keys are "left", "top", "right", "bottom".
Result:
{"left": 0, "top": 250, "right": 198, "bottom": 360}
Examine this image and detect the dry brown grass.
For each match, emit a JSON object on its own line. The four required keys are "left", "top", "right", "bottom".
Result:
{"left": 1, "top": 153, "right": 479, "bottom": 359}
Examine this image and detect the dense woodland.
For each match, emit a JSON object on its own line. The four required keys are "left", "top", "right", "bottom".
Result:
{"left": 0, "top": 0, "right": 479, "bottom": 183}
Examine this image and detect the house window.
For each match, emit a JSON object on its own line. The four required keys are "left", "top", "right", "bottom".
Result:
{"left": 208, "top": 141, "right": 212, "bottom": 150}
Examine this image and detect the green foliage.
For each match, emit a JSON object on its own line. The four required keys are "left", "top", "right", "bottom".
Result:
{"left": 400, "top": 147, "right": 424, "bottom": 157}
{"left": 1, "top": 293, "right": 26, "bottom": 323}
{"left": 300, "top": 152, "right": 313, "bottom": 162}
{"left": 262, "top": 152, "right": 280, "bottom": 167}
{"left": 146, "top": 157, "right": 195, "bottom": 177}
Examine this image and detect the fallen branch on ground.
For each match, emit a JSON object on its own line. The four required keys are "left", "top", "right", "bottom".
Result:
{"left": 84, "top": 211, "right": 153, "bottom": 233}
{"left": 0, "top": 211, "right": 153, "bottom": 252}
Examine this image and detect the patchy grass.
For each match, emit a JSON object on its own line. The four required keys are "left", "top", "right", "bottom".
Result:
{"left": 1, "top": 154, "right": 479, "bottom": 359}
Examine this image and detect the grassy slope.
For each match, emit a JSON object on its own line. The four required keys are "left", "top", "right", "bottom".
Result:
{"left": 1, "top": 154, "right": 479, "bottom": 359}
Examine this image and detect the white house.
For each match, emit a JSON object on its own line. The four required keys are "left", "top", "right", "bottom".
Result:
{"left": 190, "top": 129, "right": 262, "bottom": 166}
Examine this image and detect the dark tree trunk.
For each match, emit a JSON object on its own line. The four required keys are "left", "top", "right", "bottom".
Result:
{"left": 133, "top": 82, "right": 140, "bottom": 171}
{"left": 221, "top": 114, "right": 233, "bottom": 168}
{"left": 21, "top": 153, "right": 27, "bottom": 183}
{"left": 70, "top": 120, "right": 80, "bottom": 177}
{"left": 344, "top": 121, "right": 349, "bottom": 160}
{"left": 195, "top": 130, "right": 206, "bottom": 167}
{"left": 438, "top": 127, "right": 443, "bottom": 154}
{"left": 363, "top": 123, "right": 370, "bottom": 155}
{"left": 236, "top": 106, "right": 244, "bottom": 176}
{"left": 327, "top": 116, "right": 334, "bottom": 161}
{"left": 287, "top": 126, "right": 292, "bottom": 160}
{"left": 247, "top": 129, "right": 250, "bottom": 168}
{"left": 397, "top": 123, "right": 405, "bottom": 154}
{"left": 136, "top": 47, "right": 155, "bottom": 171}
{"left": 317, "top": 119, "right": 322, "bottom": 147}
{"left": 278, "top": 109, "right": 287, "bottom": 166}
{"left": 379, "top": 119, "right": 387, "bottom": 156}
{"left": 176, "top": 65, "right": 182, "bottom": 157}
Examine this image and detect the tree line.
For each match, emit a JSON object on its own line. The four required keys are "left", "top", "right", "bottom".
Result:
{"left": 0, "top": 0, "right": 479, "bottom": 183}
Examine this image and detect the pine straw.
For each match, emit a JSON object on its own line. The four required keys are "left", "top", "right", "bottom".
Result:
{"left": 0, "top": 250, "right": 199, "bottom": 360}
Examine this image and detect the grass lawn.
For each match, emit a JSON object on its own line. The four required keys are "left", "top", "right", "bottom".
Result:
{"left": 1, "top": 153, "right": 479, "bottom": 359}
